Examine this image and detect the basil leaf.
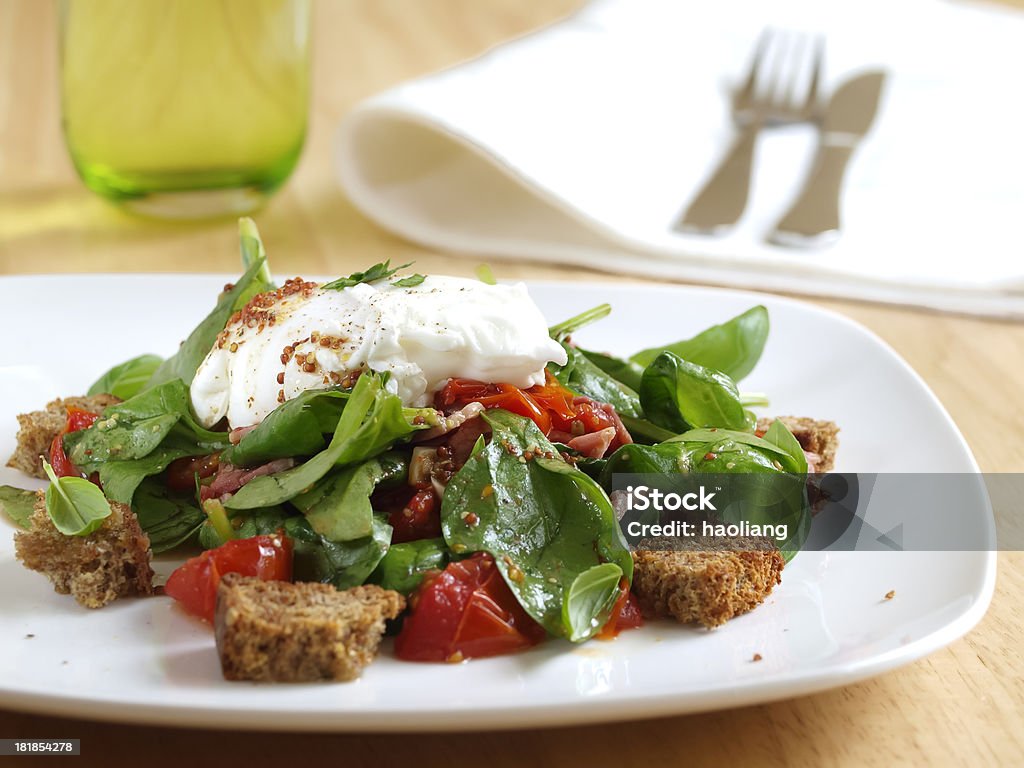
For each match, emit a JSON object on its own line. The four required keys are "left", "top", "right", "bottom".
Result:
{"left": 42, "top": 460, "right": 111, "bottom": 536}
{"left": 87, "top": 354, "right": 164, "bottom": 399}
{"left": 548, "top": 303, "right": 611, "bottom": 342}
{"left": 630, "top": 306, "right": 769, "bottom": 382}
{"left": 441, "top": 410, "right": 632, "bottom": 640}
{"left": 131, "top": 480, "right": 204, "bottom": 553}
{"left": 225, "top": 373, "right": 427, "bottom": 509}
{"left": 322, "top": 260, "right": 412, "bottom": 291}
{"left": 762, "top": 419, "right": 808, "bottom": 475}
{"left": 369, "top": 538, "right": 448, "bottom": 595}
{"left": 392, "top": 274, "right": 426, "bottom": 288}
{"left": 0, "top": 486, "right": 37, "bottom": 530}
{"left": 563, "top": 563, "right": 623, "bottom": 642}
{"left": 145, "top": 255, "right": 272, "bottom": 390}
{"left": 640, "top": 351, "right": 747, "bottom": 432}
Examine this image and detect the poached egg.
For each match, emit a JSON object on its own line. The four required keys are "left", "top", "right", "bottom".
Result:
{"left": 190, "top": 275, "right": 568, "bottom": 429}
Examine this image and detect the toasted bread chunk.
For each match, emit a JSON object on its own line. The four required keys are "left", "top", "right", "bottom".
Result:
{"left": 7, "top": 394, "right": 121, "bottom": 479}
{"left": 632, "top": 538, "right": 784, "bottom": 629}
{"left": 14, "top": 492, "right": 154, "bottom": 608}
{"left": 758, "top": 415, "right": 840, "bottom": 472}
{"left": 215, "top": 575, "right": 406, "bottom": 682}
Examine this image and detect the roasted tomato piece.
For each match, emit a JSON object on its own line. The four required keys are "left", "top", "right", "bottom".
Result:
{"left": 596, "top": 580, "right": 643, "bottom": 640}
{"left": 164, "top": 533, "right": 293, "bottom": 622}
{"left": 389, "top": 487, "right": 442, "bottom": 543}
{"left": 395, "top": 552, "right": 546, "bottom": 662}
{"left": 49, "top": 407, "right": 101, "bottom": 479}
{"left": 165, "top": 453, "right": 221, "bottom": 492}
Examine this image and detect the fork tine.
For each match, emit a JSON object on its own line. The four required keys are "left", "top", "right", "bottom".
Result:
{"left": 804, "top": 36, "right": 825, "bottom": 111}
{"left": 738, "top": 29, "right": 772, "bottom": 104}
{"left": 781, "top": 33, "right": 805, "bottom": 110}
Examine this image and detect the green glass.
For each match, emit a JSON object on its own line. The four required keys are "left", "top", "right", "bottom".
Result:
{"left": 59, "top": 0, "right": 311, "bottom": 219}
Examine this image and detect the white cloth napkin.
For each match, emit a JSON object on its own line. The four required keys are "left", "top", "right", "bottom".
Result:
{"left": 336, "top": 0, "right": 1024, "bottom": 319}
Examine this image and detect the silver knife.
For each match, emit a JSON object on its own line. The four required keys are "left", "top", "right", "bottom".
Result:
{"left": 769, "top": 70, "right": 888, "bottom": 247}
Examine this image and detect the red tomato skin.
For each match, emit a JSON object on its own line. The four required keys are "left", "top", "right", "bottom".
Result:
{"left": 596, "top": 580, "right": 644, "bottom": 640}
{"left": 164, "top": 534, "right": 293, "bottom": 622}
{"left": 388, "top": 488, "right": 442, "bottom": 543}
{"left": 165, "top": 453, "right": 221, "bottom": 492}
{"left": 395, "top": 553, "right": 545, "bottom": 662}
{"left": 49, "top": 408, "right": 101, "bottom": 479}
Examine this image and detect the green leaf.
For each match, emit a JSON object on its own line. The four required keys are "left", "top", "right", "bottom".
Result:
{"left": 145, "top": 255, "right": 272, "bottom": 390}
{"left": 221, "top": 389, "right": 350, "bottom": 467}
{"left": 549, "top": 343, "right": 643, "bottom": 418}
{"left": 42, "top": 460, "right": 112, "bottom": 536}
{"left": 563, "top": 563, "right": 623, "bottom": 642}
{"left": 131, "top": 480, "right": 204, "bottom": 553}
{"left": 762, "top": 419, "right": 808, "bottom": 475}
{"left": 630, "top": 306, "right": 769, "bottom": 382}
{"left": 369, "top": 538, "right": 448, "bottom": 595}
{"left": 392, "top": 274, "right": 426, "bottom": 288}
{"left": 0, "top": 486, "right": 37, "bottom": 530}
{"left": 639, "top": 351, "right": 748, "bottom": 432}
{"left": 441, "top": 409, "right": 632, "bottom": 640}
{"left": 225, "top": 373, "right": 426, "bottom": 509}
{"left": 292, "top": 459, "right": 390, "bottom": 542}
{"left": 65, "top": 380, "right": 193, "bottom": 465}
{"left": 475, "top": 264, "right": 497, "bottom": 285}
{"left": 548, "top": 303, "right": 611, "bottom": 342}
{"left": 322, "top": 260, "right": 412, "bottom": 291}
{"left": 580, "top": 349, "right": 645, "bottom": 391}
{"left": 287, "top": 516, "right": 393, "bottom": 589}
{"left": 95, "top": 437, "right": 209, "bottom": 505}
{"left": 664, "top": 427, "right": 805, "bottom": 474}
{"left": 87, "top": 354, "right": 164, "bottom": 399}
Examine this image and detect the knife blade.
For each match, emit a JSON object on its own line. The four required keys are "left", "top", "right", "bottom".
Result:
{"left": 770, "top": 70, "right": 888, "bottom": 246}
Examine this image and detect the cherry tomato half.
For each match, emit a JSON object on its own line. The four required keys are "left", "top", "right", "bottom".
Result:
{"left": 49, "top": 407, "right": 100, "bottom": 479}
{"left": 395, "top": 552, "right": 546, "bottom": 662}
{"left": 388, "top": 487, "right": 442, "bottom": 544}
{"left": 164, "top": 533, "right": 293, "bottom": 623}
{"left": 596, "top": 580, "right": 643, "bottom": 640}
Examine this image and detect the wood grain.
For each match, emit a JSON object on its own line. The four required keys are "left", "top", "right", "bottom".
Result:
{"left": 1, "top": 0, "right": 1022, "bottom": 765}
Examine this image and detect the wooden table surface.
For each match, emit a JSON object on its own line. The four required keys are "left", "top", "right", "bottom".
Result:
{"left": 1, "top": 0, "right": 1022, "bottom": 765}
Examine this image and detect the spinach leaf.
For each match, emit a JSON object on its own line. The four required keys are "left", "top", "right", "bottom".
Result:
{"left": 132, "top": 479, "right": 205, "bottom": 553}
{"left": 0, "top": 486, "right": 37, "bottom": 529}
{"left": 235, "top": 218, "right": 274, "bottom": 310}
{"left": 441, "top": 410, "right": 632, "bottom": 640}
{"left": 291, "top": 457, "right": 399, "bottom": 542}
{"left": 322, "top": 260, "right": 412, "bottom": 291}
{"left": 87, "top": 354, "right": 164, "bottom": 399}
{"left": 475, "top": 264, "right": 497, "bottom": 285}
{"left": 763, "top": 419, "right": 809, "bottom": 475}
{"left": 548, "top": 303, "right": 611, "bottom": 342}
{"left": 580, "top": 350, "right": 645, "bottom": 391}
{"left": 563, "top": 563, "right": 623, "bottom": 642}
{"left": 369, "top": 537, "right": 449, "bottom": 595}
{"left": 617, "top": 414, "right": 677, "bottom": 444}
{"left": 95, "top": 438, "right": 209, "bottom": 505}
{"left": 639, "top": 351, "right": 747, "bottom": 432}
{"left": 630, "top": 305, "right": 769, "bottom": 382}
{"left": 42, "top": 460, "right": 111, "bottom": 536}
{"left": 392, "top": 274, "right": 426, "bottom": 288}
{"left": 145, "top": 255, "right": 271, "bottom": 390}
{"left": 225, "top": 373, "right": 426, "bottom": 509}
{"left": 286, "top": 515, "right": 392, "bottom": 589}
{"left": 550, "top": 343, "right": 642, "bottom": 418}
{"left": 221, "top": 389, "right": 350, "bottom": 467}
{"left": 664, "top": 426, "right": 806, "bottom": 475}
{"left": 65, "top": 380, "right": 193, "bottom": 465}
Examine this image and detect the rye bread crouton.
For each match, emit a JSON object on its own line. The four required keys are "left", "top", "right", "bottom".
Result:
{"left": 14, "top": 492, "right": 154, "bottom": 608}
{"left": 7, "top": 394, "right": 121, "bottom": 479}
{"left": 632, "top": 538, "right": 784, "bottom": 629}
{"left": 757, "top": 416, "right": 840, "bottom": 472}
{"left": 214, "top": 575, "right": 406, "bottom": 683}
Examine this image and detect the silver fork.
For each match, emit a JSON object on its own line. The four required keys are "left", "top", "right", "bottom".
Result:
{"left": 674, "top": 30, "right": 823, "bottom": 234}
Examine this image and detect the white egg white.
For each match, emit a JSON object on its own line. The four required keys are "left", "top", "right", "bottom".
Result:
{"left": 189, "top": 275, "right": 568, "bottom": 429}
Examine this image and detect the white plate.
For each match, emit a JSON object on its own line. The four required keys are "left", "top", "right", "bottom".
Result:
{"left": 0, "top": 276, "right": 995, "bottom": 731}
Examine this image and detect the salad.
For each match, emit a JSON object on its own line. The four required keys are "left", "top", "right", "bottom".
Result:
{"left": 3, "top": 220, "right": 815, "bottom": 676}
